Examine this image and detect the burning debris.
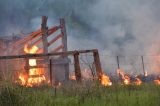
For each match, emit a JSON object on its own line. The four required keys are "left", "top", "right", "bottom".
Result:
{"left": 18, "top": 44, "right": 46, "bottom": 87}
{"left": 117, "top": 69, "right": 131, "bottom": 85}
{"left": 154, "top": 76, "right": 160, "bottom": 85}
{"left": 117, "top": 69, "right": 142, "bottom": 85}
{"left": 134, "top": 78, "right": 142, "bottom": 85}
{"left": 101, "top": 73, "right": 112, "bottom": 86}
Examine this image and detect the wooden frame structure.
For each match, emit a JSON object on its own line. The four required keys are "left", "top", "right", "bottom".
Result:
{"left": 0, "top": 49, "right": 103, "bottom": 82}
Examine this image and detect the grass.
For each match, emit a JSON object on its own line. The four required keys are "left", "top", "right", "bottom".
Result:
{"left": 0, "top": 81, "right": 160, "bottom": 106}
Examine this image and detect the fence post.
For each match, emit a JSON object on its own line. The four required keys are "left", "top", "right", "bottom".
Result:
{"left": 73, "top": 51, "right": 81, "bottom": 82}
{"left": 49, "top": 59, "right": 53, "bottom": 86}
{"left": 93, "top": 50, "right": 103, "bottom": 81}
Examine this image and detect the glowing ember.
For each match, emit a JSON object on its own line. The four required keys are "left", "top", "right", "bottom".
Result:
{"left": 101, "top": 74, "right": 112, "bottom": 86}
{"left": 117, "top": 69, "right": 131, "bottom": 85}
{"left": 18, "top": 44, "right": 46, "bottom": 87}
{"left": 134, "top": 78, "right": 142, "bottom": 85}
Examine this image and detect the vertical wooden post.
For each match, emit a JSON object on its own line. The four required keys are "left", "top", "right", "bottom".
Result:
{"left": 60, "top": 18, "right": 69, "bottom": 80}
{"left": 74, "top": 51, "right": 81, "bottom": 82}
{"left": 49, "top": 59, "right": 53, "bottom": 86}
{"left": 141, "top": 56, "right": 146, "bottom": 76}
{"left": 93, "top": 50, "right": 103, "bottom": 81}
{"left": 41, "top": 16, "right": 49, "bottom": 78}
{"left": 117, "top": 56, "right": 120, "bottom": 69}
{"left": 116, "top": 56, "right": 121, "bottom": 82}
{"left": 25, "top": 58, "right": 29, "bottom": 75}
{"left": 41, "top": 16, "right": 48, "bottom": 54}
{"left": 60, "top": 18, "right": 67, "bottom": 52}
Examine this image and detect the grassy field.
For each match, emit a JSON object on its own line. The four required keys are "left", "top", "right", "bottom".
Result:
{"left": 0, "top": 81, "right": 160, "bottom": 106}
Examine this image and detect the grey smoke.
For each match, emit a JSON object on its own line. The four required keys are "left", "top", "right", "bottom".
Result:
{"left": 1, "top": 0, "right": 160, "bottom": 74}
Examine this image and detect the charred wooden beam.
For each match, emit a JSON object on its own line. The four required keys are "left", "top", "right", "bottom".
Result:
{"left": 74, "top": 51, "right": 81, "bottom": 82}
{"left": 48, "top": 26, "right": 60, "bottom": 35}
{"left": 60, "top": 18, "right": 67, "bottom": 52}
{"left": 49, "top": 59, "right": 53, "bottom": 86}
{"left": 0, "top": 49, "right": 98, "bottom": 59}
{"left": 41, "top": 16, "right": 48, "bottom": 54}
{"left": 25, "top": 58, "right": 29, "bottom": 74}
{"left": 93, "top": 50, "right": 103, "bottom": 81}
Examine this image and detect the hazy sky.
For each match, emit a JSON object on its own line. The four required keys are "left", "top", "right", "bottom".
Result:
{"left": 1, "top": 0, "right": 160, "bottom": 73}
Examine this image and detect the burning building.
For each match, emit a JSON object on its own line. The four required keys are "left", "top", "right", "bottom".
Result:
{"left": 0, "top": 16, "right": 108, "bottom": 87}
{"left": 0, "top": 16, "right": 70, "bottom": 86}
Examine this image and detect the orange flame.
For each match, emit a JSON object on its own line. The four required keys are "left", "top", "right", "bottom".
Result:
{"left": 154, "top": 79, "right": 160, "bottom": 85}
{"left": 134, "top": 78, "right": 142, "bottom": 85}
{"left": 101, "top": 74, "right": 112, "bottom": 86}
{"left": 117, "top": 69, "right": 131, "bottom": 85}
{"left": 18, "top": 44, "right": 46, "bottom": 87}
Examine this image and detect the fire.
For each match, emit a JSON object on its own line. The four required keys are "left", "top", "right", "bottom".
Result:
{"left": 134, "top": 78, "right": 142, "bottom": 85}
{"left": 18, "top": 44, "right": 46, "bottom": 87}
{"left": 154, "top": 79, "right": 160, "bottom": 85}
{"left": 117, "top": 69, "right": 131, "bottom": 85}
{"left": 101, "top": 74, "right": 112, "bottom": 86}
{"left": 154, "top": 76, "right": 160, "bottom": 85}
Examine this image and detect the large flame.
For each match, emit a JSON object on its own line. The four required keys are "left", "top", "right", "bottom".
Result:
{"left": 18, "top": 44, "right": 46, "bottom": 87}
{"left": 101, "top": 74, "right": 112, "bottom": 86}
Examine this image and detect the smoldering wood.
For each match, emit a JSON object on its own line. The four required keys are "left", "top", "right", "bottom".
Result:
{"left": 93, "top": 50, "right": 103, "bottom": 80}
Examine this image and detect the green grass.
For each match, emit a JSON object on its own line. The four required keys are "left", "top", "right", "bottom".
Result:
{"left": 0, "top": 82, "right": 160, "bottom": 106}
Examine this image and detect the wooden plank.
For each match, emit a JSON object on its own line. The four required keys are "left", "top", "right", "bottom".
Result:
{"left": 0, "top": 49, "right": 97, "bottom": 59}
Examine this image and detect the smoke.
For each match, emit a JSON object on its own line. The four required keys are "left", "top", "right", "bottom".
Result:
{"left": 1, "top": 0, "right": 160, "bottom": 74}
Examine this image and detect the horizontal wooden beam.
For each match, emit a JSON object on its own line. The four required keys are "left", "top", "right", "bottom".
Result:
{"left": 0, "top": 49, "right": 97, "bottom": 59}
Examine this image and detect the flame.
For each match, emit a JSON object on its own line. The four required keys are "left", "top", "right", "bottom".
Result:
{"left": 154, "top": 79, "right": 160, "bottom": 85}
{"left": 18, "top": 44, "right": 46, "bottom": 87}
{"left": 134, "top": 78, "right": 142, "bottom": 85}
{"left": 101, "top": 74, "right": 112, "bottom": 86}
{"left": 117, "top": 69, "right": 131, "bottom": 85}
